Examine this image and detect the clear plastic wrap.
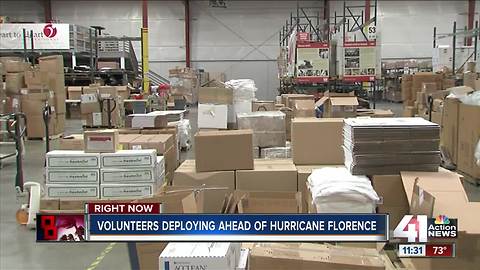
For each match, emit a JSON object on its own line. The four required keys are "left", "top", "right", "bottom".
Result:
{"left": 237, "top": 111, "right": 286, "bottom": 147}
{"left": 178, "top": 119, "right": 192, "bottom": 150}
{"left": 459, "top": 90, "right": 480, "bottom": 105}
{"left": 307, "top": 167, "right": 379, "bottom": 213}
{"left": 224, "top": 79, "right": 257, "bottom": 102}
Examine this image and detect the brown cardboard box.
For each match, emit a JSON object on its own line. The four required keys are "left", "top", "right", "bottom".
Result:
{"left": 84, "top": 129, "right": 119, "bottom": 153}
{"left": 21, "top": 92, "right": 54, "bottom": 116}
{"left": 55, "top": 91, "right": 66, "bottom": 114}
{"left": 26, "top": 115, "right": 56, "bottom": 138}
{"left": 114, "top": 85, "right": 131, "bottom": 100}
{"left": 286, "top": 94, "right": 315, "bottom": 108}
{"left": 38, "top": 55, "right": 64, "bottom": 74}
{"left": 416, "top": 91, "right": 426, "bottom": 105}
{"left": 463, "top": 72, "right": 477, "bottom": 89}
{"left": 442, "top": 78, "right": 455, "bottom": 89}
{"left": 457, "top": 103, "right": 480, "bottom": 178}
{"left": 198, "top": 87, "right": 233, "bottom": 104}
{"left": 402, "top": 106, "right": 416, "bottom": 117}
{"left": 6, "top": 73, "right": 25, "bottom": 94}
{"left": 227, "top": 191, "right": 303, "bottom": 213}
{"left": 24, "top": 69, "right": 48, "bottom": 89}
{"left": 401, "top": 75, "right": 413, "bottom": 101}
{"left": 371, "top": 175, "right": 409, "bottom": 231}
{"left": 422, "top": 82, "right": 438, "bottom": 93}
{"left": 59, "top": 134, "right": 84, "bottom": 150}
{"left": 98, "top": 86, "right": 118, "bottom": 99}
{"left": 40, "top": 199, "right": 60, "bottom": 210}
{"left": 128, "top": 134, "right": 173, "bottom": 154}
{"left": 125, "top": 114, "right": 168, "bottom": 128}
{"left": 135, "top": 243, "right": 169, "bottom": 270}
{"left": 249, "top": 243, "right": 385, "bottom": 270}
{"left": 278, "top": 107, "right": 293, "bottom": 141}
{"left": 56, "top": 113, "right": 65, "bottom": 134}
{"left": 67, "top": 86, "right": 82, "bottom": 100}
{"left": 324, "top": 97, "right": 358, "bottom": 118}
{"left": 97, "top": 61, "right": 119, "bottom": 69}
{"left": 292, "top": 99, "right": 315, "bottom": 117}
{"left": 4, "top": 60, "right": 25, "bottom": 73}
{"left": 117, "top": 128, "right": 141, "bottom": 134}
{"left": 118, "top": 134, "right": 142, "bottom": 149}
{"left": 195, "top": 130, "right": 254, "bottom": 172}
{"left": 252, "top": 100, "right": 275, "bottom": 111}
{"left": 401, "top": 171, "right": 480, "bottom": 270}
{"left": 441, "top": 98, "right": 460, "bottom": 164}
{"left": 236, "top": 111, "right": 286, "bottom": 147}
{"left": 291, "top": 118, "right": 344, "bottom": 165}
{"left": 236, "top": 159, "right": 297, "bottom": 192}
{"left": 45, "top": 72, "right": 65, "bottom": 94}
{"left": 173, "top": 159, "right": 234, "bottom": 213}
{"left": 80, "top": 94, "right": 101, "bottom": 114}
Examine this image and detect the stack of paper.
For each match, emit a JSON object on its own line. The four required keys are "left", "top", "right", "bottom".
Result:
{"left": 343, "top": 117, "right": 440, "bottom": 175}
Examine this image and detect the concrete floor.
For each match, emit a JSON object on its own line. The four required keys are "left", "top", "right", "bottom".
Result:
{"left": 0, "top": 101, "right": 479, "bottom": 270}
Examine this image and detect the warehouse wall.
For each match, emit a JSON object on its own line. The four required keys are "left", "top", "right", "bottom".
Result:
{"left": 1, "top": 0, "right": 478, "bottom": 99}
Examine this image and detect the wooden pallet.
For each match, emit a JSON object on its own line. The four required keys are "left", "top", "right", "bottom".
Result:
{"left": 27, "top": 133, "right": 63, "bottom": 141}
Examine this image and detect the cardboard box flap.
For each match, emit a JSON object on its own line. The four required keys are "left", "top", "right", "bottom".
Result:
{"left": 315, "top": 96, "right": 329, "bottom": 107}
{"left": 196, "top": 129, "right": 253, "bottom": 137}
{"left": 329, "top": 97, "right": 359, "bottom": 106}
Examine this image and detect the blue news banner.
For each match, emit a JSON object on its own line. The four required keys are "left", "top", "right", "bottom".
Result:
{"left": 87, "top": 214, "right": 389, "bottom": 241}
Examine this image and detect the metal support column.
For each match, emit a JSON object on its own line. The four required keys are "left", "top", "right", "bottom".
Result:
{"left": 184, "top": 0, "right": 191, "bottom": 68}
{"left": 365, "top": 0, "right": 371, "bottom": 22}
{"left": 141, "top": 0, "right": 150, "bottom": 94}
{"left": 467, "top": 0, "right": 475, "bottom": 46}
{"left": 452, "top": 21, "right": 456, "bottom": 73}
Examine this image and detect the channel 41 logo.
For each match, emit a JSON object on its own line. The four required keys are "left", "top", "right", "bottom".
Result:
{"left": 393, "top": 215, "right": 457, "bottom": 243}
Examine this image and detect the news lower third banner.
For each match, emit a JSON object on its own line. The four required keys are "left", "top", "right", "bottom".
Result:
{"left": 37, "top": 203, "right": 389, "bottom": 242}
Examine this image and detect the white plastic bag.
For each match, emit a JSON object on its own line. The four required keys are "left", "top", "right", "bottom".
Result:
{"left": 178, "top": 119, "right": 192, "bottom": 150}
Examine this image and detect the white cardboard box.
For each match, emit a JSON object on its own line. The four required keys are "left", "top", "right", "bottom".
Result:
{"left": 46, "top": 168, "right": 100, "bottom": 184}
{"left": 198, "top": 103, "right": 228, "bottom": 129}
{"left": 100, "top": 150, "right": 157, "bottom": 168}
{"left": 46, "top": 151, "right": 100, "bottom": 168}
{"left": 46, "top": 184, "right": 99, "bottom": 199}
{"left": 236, "top": 248, "right": 249, "bottom": 270}
{"left": 100, "top": 183, "right": 158, "bottom": 199}
{"left": 159, "top": 243, "right": 237, "bottom": 270}
{"left": 101, "top": 167, "right": 157, "bottom": 183}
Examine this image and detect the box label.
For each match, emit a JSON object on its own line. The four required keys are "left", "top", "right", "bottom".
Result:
{"left": 87, "top": 136, "right": 114, "bottom": 151}
{"left": 47, "top": 186, "right": 99, "bottom": 198}
{"left": 101, "top": 168, "right": 155, "bottom": 183}
{"left": 47, "top": 170, "right": 99, "bottom": 183}
{"left": 92, "top": 113, "right": 102, "bottom": 126}
{"left": 102, "top": 155, "right": 154, "bottom": 167}
{"left": 47, "top": 156, "right": 99, "bottom": 168}
{"left": 101, "top": 185, "right": 153, "bottom": 198}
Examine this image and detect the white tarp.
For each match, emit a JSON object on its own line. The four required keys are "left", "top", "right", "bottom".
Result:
{"left": 0, "top": 23, "right": 70, "bottom": 50}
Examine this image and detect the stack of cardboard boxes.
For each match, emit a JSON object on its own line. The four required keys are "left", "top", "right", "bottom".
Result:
{"left": 197, "top": 86, "right": 233, "bottom": 129}
{"left": 80, "top": 85, "right": 126, "bottom": 127}
{"left": 46, "top": 129, "right": 165, "bottom": 200}
{"left": 315, "top": 91, "right": 359, "bottom": 118}
{"left": 169, "top": 67, "right": 198, "bottom": 104}
{"left": 2, "top": 55, "right": 66, "bottom": 138}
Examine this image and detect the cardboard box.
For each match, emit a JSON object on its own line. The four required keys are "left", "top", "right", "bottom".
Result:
{"left": 59, "top": 134, "right": 85, "bottom": 150}
{"left": 125, "top": 114, "right": 168, "bottom": 128}
{"left": 457, "top": 103, "right": 480, "bottom": 178}
{"left": 114, "top": 85, "right": 131, "bottom": 100}
{"left": 24, "top": 69, "right": 48, "bottom": 89}
{"left": 46, "top": 184, "right": 99, "bottom": 199}
{"left": 281, "top": 94, "right": 315, "bottom": 108}
{"left": 291, "top": 118, "right": 344, "bottom": 165}
{"left": 248, "top": 243, "right": 385, "bottom": 270}
{"left": 101, "top": 166, "right": 162, "bottom": 184}
{"left": 67, "top": 86, "right": 82, "bottom": 100}
{"left": 118, "top": 134, "right": 142, "bottom": 149}
{"left": 97, "top": 61, "right": 119, "bottom": 69}
{"left": 6, "top": 73, "right": 24, "bottom": 94}
{"left": 252, "top": 100, "right": 275, "bottom": 112}
{"left": 40, "top": 199, "right": 60, "bottom": 210}
{"left": 422, "top": 82, "right": 438, "bottom": 93}
{"left": 84, "top": 129, "right": 119, "bottom": 153}
{"left": 237, "top": 111, "right": 286, "bottom": 147}
{"left": 82, "top": 112, "right": 103, "bottom": 127}
{"left": 463, "top": 72, "right": 477, "bottom": 89}
{"left": 401, "top": 77, "right": 413, "bottom": 101}
{"left": 46, "top": 151, "right": 101, "bottom": 168}
{"left": 441, "top": 98, "right": 460, "bottom": 164}
{"left": 371, "top": 175, "right": 409, "bottom": 231}
{"left": 128, "top": 134, "right": 173, "bottom": 154}
{"left": 135, "top": 243, "right": 168, "bottom": 270}
{"left": 80, "top": 94, "right": 101, "bottom": 114}
{"left": 198, "top": 103, "right": 228, "bottom": 129}
{"left": 198, "top": 87, "right": 233, "bottom": 104}
{"left": 292, "top": 99, "right": 315, "bottom": 117}
{"left": 101, "top": 184, "right": 158, "bottom": 199}
{"left": 173, "top": 159, "right": 234, "bottom": 213}
{"left": 230, "top": 191, "right": 303, "bottom": 214}
{"left": 4, "top": 60, "right": 25, "bottom": 73}
{"left": 38, "top": 55, "right": 64, "bottom": 74}
{"left": 236, "top": 159, "right": 297, "bottom": 192}
{"left": 101, "top": 150, "right": 157, "bottom": 168}
{"left": 324, "top": 97, "right": 358, "bottom": 118}
{"left": 45, "top": 169, "right": 100, "bottom": 184}
{"left": 402, "top": 105, "right": 417, "bottom": 117}
{"left": 45, "top": 72, "right": 65, "bottom": 93}
{"left": 159, "top": 243, "right": 237, "bottom": 270}
{"left": 195, "top": 130, "right": 254, "bottom": 172}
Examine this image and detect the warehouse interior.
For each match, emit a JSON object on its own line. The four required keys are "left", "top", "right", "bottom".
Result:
{"left": 1, "top": 1, "right": 480, "bottom": 270}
